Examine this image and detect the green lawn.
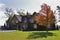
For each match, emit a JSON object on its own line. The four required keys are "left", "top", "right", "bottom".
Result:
{"left": 0, "top": 30, "right": 60, "bottom": 40}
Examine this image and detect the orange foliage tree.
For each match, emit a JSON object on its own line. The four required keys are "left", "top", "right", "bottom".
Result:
{"left": 33, "top": 3, "right": 55, "bottom": 26}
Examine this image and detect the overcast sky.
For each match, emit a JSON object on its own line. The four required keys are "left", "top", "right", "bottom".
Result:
{"left": 0, "top": 0, "right": 60, "bottom": 26}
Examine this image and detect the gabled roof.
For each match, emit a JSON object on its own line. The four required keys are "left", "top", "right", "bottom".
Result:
{"left": 15, "top": 15, "right": 22, "bottom": 22}
{"left": 6, "top": 14, "right": 22, "bottom": 23}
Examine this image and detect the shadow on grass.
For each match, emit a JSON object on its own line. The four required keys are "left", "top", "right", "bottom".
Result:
{"left": 27, "top": 31, "right": 56, "bottom": 39}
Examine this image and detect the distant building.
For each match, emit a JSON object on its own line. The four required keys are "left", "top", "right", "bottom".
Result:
{"left": 4, "top": 14, "right": 22, "bottom": 30}
{"left": 4, "top": 12, "right": 37, "bottom": 30}
{"left": 4, "top": 11, "right": 59, "bottom": 30}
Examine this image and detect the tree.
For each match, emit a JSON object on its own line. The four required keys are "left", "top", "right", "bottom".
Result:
{"left": 17, "top": 9, "right": 26, "bottom": 16}
{"left": 17, "top": 9, "right": 21, "bottom": 15}
{"left": 33, "top": 3, "right": 55, "bottom": 30}
{"left": 33, "top": 12, "right": 40, "bottom": 25}
{"left": 4, "top": 7, "right": 14, "bottom": 17}
{"left": 57, "top": 6, "right": 60, "bottom": 22}
{"left": 57, "top": 6, "right": 60, "bottom": 12}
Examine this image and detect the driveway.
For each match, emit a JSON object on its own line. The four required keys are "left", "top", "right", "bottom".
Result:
{"left": 0, "top": 30, "right": 16, "bottom": 32}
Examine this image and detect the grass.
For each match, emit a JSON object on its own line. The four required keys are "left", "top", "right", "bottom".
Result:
{"left": 0, "top": 30, "right": 60, "bottom": 40}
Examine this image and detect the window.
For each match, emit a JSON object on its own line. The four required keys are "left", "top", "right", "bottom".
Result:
{"left": 30, "top": 18, "right": 34, "bottom": 23}
{"left": 34, "top": 24, "right": 37, "bottom": 29}
{"left": 16, "top": 20, "right": 18, "bottom": 23}
{"left": 24, "top": 18, "right": 27, "bottom": 23}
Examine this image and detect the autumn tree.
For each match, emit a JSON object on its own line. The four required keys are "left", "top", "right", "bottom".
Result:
{"left": 33, "top": 12, "right": 40, "bottom": 25}
{"left": 33, "top": 3, "right": 55, "bottom": 27}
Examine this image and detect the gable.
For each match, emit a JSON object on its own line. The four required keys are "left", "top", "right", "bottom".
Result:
{"left": 7, "top": 15, "right": 21, "bottom": 23}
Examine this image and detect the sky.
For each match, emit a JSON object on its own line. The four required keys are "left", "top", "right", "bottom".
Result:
{"left": 0, "top": 0, "right": 60, "bottom": 26}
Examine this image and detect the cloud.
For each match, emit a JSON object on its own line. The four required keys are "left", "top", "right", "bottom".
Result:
{"left": 1, "top": 0, "right": 60, "bottom": 13}
{"left": 0, "top": 11, "right": 7, "bottom": 26}
{"left": 0, "top": 3, "right": 7, "bottom": 26}
{"left": 0, "top": 3, "right": 6, "bottom": 18}
{"left": 0, "top": 3, "right": 5, "bottom": 8}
